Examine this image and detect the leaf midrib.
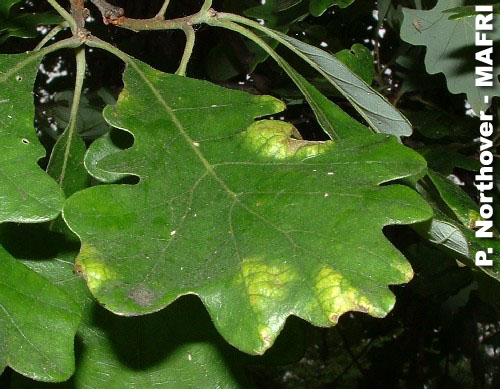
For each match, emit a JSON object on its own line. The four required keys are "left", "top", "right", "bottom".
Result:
{"left": 128, "top": 60, "right": 239, "bottom": 202}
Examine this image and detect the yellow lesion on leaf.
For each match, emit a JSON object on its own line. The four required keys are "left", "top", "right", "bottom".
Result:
{"left": 314, "top": 266, "right": 383, "bottom": 323}
{"left": 390, "top": 260, "right": 414, "bottom": 283}
{"left": 239, "top": 258, "right": 297, "bottom": 306}
{"left": 242, "top": 120, "right": 333, "bottom": 160}
{"left": 74, "top": 244, "right": 115, "bottom": 293}
{"left": 235, "top": 258, "right": 298, "bottom": 344}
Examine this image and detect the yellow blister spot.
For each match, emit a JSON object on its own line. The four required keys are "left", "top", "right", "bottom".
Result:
{"left": 315, "top": 266, "right": 378, "bottom": 323}
{"left": 74, "top": 244, "right": 115, "bottom": 293}
{"left": 242, "top": 120, "right": 333, "bottom": 160}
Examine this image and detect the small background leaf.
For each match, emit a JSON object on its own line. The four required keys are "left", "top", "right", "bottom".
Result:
{"left": 400, "top": 0, "right": 500, "bottom": 114}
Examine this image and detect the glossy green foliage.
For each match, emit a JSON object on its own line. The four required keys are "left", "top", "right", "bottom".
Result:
{"left": 63, "top": 57, "right": 431, "bottom": 355}
{"left": 0, "top": 1, "right": 62, "bottom": 44}
{"left": 0, "top": 238, "right": 80, "bottom": 382}
{"left": 2, "top": 0, "right": 499, "bottom": 386}
{"left": 0, "top": 52, "right": 65, "bottom": 223}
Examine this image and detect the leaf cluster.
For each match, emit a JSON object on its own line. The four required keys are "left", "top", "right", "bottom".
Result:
{"left": 0, "top": 0, "right": 499, "bottom": 387}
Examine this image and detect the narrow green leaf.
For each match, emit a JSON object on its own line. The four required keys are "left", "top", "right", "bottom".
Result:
{"left": 64, "top": 56, "right": 431, "bottom": 354}
{"left": 275, "top": 31, "right": 413, "bottom": 137}
{"left": 413, "top": 177, "right": 500, "bottom": 282}
{"left": 217, "top": 21, "right": 372, "bottom": 140}
{"left": 0, "top": 242, "right": 81, "bottom": 382}
{"left": 214, "top": 15, "right": 412, "bottom": 138}
{"left": 427, "top": 170, "right": 480, "bottom": 228}
{"left": 443, "top": 4, "right": 500, "bottom": 20}
{"left": 0, "top": 51, "right": 66, "bottom": 223}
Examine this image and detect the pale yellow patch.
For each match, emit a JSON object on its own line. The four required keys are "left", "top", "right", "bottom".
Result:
{"left": 390, "top": 260, "right": 414, "bottom": 283}
{"left": 239, "top": 258, "right": 297, "bottom": 309}
{"left": 315, "top": 266, "right": 378, "bottom": 323}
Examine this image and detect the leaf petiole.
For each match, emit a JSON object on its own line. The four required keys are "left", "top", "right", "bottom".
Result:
{"left": 34, "top": 21, "right": 70, "bottom": 51}
{"left": 47, "top": 0, "right": 77, "bottom": 33}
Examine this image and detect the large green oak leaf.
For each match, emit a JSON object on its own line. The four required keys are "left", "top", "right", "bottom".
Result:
{"left": 0, "top": 47, "right": 70, "bottom": 223}
{"left": 401, "top": 0, "right": 500, "bottom": 114}
{"left": 0, "top": 238, "right": 81, "bottom": 382}
{"left": 63, "top": 57, "right": 432, "bottom": 354}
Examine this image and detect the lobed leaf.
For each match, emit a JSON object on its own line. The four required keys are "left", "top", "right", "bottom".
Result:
{"left": 400, "top": 0, "right": 500, "bottom": 114}
{"left": 63, "top": 57, "right": 431, "bottom": 354}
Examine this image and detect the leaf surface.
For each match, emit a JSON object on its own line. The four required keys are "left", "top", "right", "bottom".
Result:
{"left": 0, "top": 0, "right": 21, "bottom": 19}
{"left": 334, "top": 44, "right": 375, "bottom": 85}
{"left": 0, "top": 239, "right": 80, "bottom": 382}
{"left": 47, "top": 118, "right": 88, "bottom": 199}
{"left": 64, "top": 58, "right": 432, "bottom": 354}
{"left": 0, "top": 51, "right": 65, "bottom": 223}
{"left": 400, "top": 0, "right": 500, "bottom": 114}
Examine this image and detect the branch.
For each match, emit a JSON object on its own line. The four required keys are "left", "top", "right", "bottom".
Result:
{"left": 47, "top": 47, "right": 86, "bottom": 213}
{"left": 89, "top": 0, "right": 124, "bottom": 24}
{"left": 102, "top": 3, "right": 217, "bottom": 31}
{"left": 70, "top": 0, "right": 88, "bottom": 32}
{"left": 200, "top": 0, "right": 213, "bottom": 13}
